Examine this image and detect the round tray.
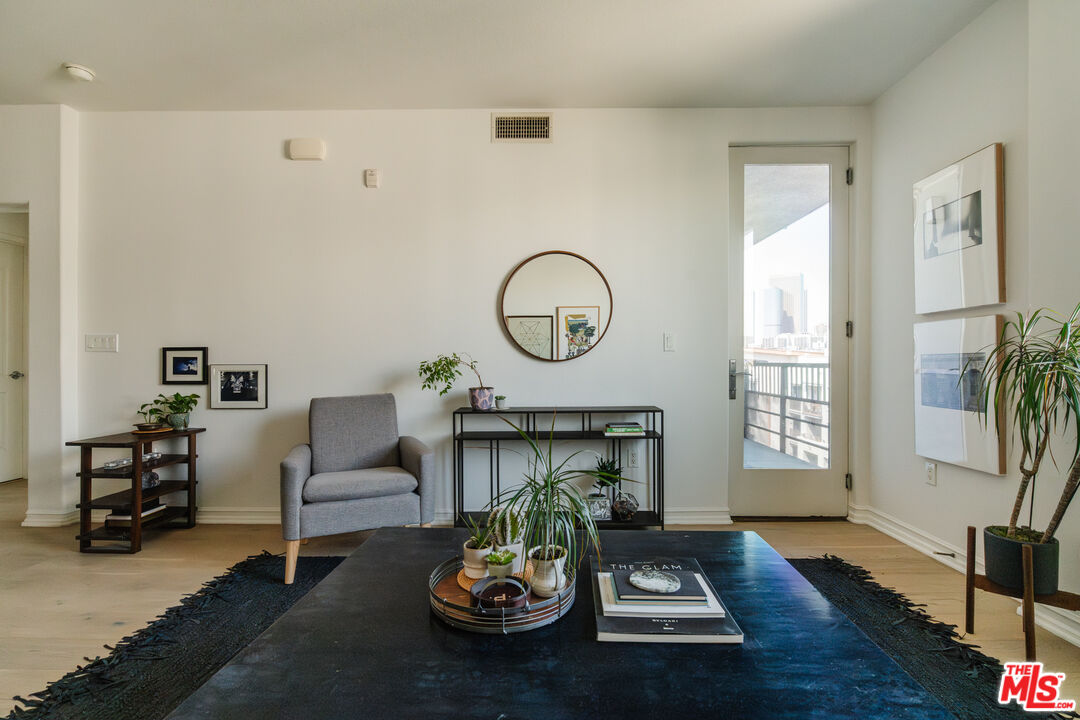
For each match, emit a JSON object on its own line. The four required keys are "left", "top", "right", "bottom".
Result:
{"left": 429, "top": 557, "right": 576, "bottom": 634}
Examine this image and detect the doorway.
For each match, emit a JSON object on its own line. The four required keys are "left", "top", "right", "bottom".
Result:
{"left": 0, "top": 210, "right": 28, "bottom": 483}
{"left": 728, "top": 147, "right": 850, "bottom": 516}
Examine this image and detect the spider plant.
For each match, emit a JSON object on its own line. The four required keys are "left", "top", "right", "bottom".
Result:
{"left": 973, "top": 303, "right": 1080, "bottom": 542}
{"left": 492, "top": 415, "right": 604, "bottom": 569}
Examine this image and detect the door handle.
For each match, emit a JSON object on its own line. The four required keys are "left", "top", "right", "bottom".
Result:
{"left": 728, "top": 360, "right": 748, "bottom": 400}
{"left": 8, "top": 370, "right": 24, "bottom": 379}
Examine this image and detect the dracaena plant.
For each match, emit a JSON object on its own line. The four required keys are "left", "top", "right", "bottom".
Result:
{"left": 973, "top": 303, "right": 1080, "bottom": 543}
{"left": 492, "top": 415, "right": 605, "bottom": 568}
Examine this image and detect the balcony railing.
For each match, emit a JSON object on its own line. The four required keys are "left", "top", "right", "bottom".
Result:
{"left": 744, "top": 361, "right": 830, "bottom": 469}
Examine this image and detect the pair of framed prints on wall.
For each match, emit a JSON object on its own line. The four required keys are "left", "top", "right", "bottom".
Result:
{"left": 161, "top": 347, "right": 267, "bottom": 409}
{"left": 911, "top": 143, "right": 1005, "bottom": 475}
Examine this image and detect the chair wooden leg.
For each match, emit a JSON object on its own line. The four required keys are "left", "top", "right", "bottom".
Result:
{"left": 1022, "top": 543, "right": 1037, "bottom": 661}
{"left": 965, "top": 526, "right": 976, "bottom": 634}
{"left": 285, "top": 540, "right": 300, "bottom": 585}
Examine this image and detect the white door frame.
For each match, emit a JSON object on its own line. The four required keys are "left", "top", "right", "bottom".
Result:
{"left": 728, "top": 145, "right": 851, "bottom": 517}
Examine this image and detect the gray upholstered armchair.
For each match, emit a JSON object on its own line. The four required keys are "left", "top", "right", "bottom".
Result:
{"left": 280, "top": 394, "right": 433, "bottom": 583}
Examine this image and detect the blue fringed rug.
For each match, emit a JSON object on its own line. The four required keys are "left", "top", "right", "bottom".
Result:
{"left": 790, "top": 555, "right": 1076, "bottom": 720}
{"left": 8, "top": 554, "right": 1076, "bottom": 720}
{"left": 6, "top": 552, "right": 342, "bottom": 720}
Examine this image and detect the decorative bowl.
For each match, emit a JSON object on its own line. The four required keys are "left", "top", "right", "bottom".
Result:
{"left": 133, "top": 422, "right": 165, "bottom": 431}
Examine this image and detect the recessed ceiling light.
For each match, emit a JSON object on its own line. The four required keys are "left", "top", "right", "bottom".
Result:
{"left": 62, "top": 63, "right": 95, "bottom": 82}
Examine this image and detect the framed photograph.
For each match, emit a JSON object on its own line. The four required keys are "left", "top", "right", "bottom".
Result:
{"left": 209, "top": 364, "right": 268, "bottom": 409}
{"left": 556, "top": 306, "right": 600, "bottom": 360}
{"left": 161, "top": 347, "right": 208, "bottom": 385}
{"left": 913, "top": 143, "right": 1005, "bottom": 314}
{"left": 913, "top": 315, "right": 1004, "bottom": 474}
{"left": 505, "top": 315, "right": 554, "bottom": 360}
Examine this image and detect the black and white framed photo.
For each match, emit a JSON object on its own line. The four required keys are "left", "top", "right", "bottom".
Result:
{"left": 161, "top": 347, "right": 208, "bottom": 385}
{"left": 912, "top": 143, "right": 1005, "bottom": 314}
{"left": 913, "top": 315, "right": 1005, "bottom": 474}
{"left": 209, "top": 364, "right": 268, "bottom": 409}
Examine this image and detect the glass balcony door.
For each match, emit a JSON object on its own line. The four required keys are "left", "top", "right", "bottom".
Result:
{"left": 728, "top": 146, "right": 850, "bottom": 517}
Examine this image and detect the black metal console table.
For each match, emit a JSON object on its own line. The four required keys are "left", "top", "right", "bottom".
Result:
{"left": 452, "top": 406, "right": 663, "bottom": 529}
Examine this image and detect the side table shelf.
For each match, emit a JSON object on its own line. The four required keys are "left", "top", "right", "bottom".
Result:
{"left": 452, "top": 406, "right": 663, "bottom": 530}
{"left": 67, "top": 428, "right": 205, "bottom": 554}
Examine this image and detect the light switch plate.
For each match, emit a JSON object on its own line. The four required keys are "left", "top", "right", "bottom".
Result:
{"left": 663, "top": 332, "right": 675, "bottom": 352}
{"left": 85, "top": 333, "right": 119, "bottom": 352}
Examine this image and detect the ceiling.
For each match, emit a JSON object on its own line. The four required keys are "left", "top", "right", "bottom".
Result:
{"left": 0, "top": 0, "right": 994, "bottom": 111}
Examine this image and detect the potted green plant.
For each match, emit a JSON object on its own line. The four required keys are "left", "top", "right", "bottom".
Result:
{"left": 493, "top": 416, "right": 604, "bottom": 597}
{"left": 418, "top": 352, "right": 494, "bottom": 410}
{"left": 485, "top": 549, "right": 517, "bottom": 579}
{"left": 973, "top": 305, "right": 1080, "bottom": 594}
{"left": 495, "top": 395, "right": 508, "bottom": 410}
{"left": 135, "top": 402, "right": 166, "bottom": 431}
{"left": 587, "top": 456, "right": 621, "bottom": 521}
{"left": 459, "top": 513, "right": 494, "bottom": 579}
{"left": 154, "top": 392, "right": 200, "bottom": 430}
{"left": 488, "top": 505, "right": 525, "bottom": 574}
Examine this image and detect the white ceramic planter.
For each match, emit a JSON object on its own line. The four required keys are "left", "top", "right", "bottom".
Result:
{"left": 463, "top": 542, "right": 492, "bottom": 579}
{"left": 487, "top": 561, "right": 514, "bottom": 579}
{"left": 495, "top": 541, "right": 525, "bottom": 575}
{"left": 529, "top": 545, "right": 567, "bottom": 597}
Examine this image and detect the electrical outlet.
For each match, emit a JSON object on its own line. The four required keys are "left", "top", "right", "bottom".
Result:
{"left": 663, "top": 332, "right": 675, "bottom": 352}
{"left": 628, "top": 447, "right": 639, "bottom": 468}
{"left": 925, "top": 461, "right": 937, "bottom": 486}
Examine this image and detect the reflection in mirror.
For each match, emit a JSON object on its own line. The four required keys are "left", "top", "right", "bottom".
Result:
{"left": 500, "top": 251, "right": 613, "bottom": 361}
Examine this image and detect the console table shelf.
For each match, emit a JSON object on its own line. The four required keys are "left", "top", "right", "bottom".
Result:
{"left": 452, "top": 406, "right": 663, "bottom": 529}
{"left": 67, "top": 428, "right": 205, "bottom": 554}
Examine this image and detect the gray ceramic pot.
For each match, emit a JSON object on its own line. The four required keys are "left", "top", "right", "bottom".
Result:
{"left": 984, "top": 525, "right": 1059, "bottom": 595}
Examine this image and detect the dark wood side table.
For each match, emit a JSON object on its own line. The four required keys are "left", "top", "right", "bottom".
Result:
{"left": 67, "top": 427, "right": 205, "bottom": 554}
{"left": 965, "top": 525, "right": 1080, "bottom": 660}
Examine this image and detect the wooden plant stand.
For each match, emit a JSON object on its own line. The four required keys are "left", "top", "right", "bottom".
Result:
{"left": 965, "top": 526, "right": 1080, "bottom": 661}
{"left": 68, "top": 427, "right": 205, "bottom": 554}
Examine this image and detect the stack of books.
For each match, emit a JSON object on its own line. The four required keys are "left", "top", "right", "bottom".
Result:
{"left": 591, "top": 556, "right": 743, "bottom": 643}
{"left": 604, "top": 422, "right": 645, "bottom": 437}
{"left": 105, "top": 500, "right": 166, "bottom": 528}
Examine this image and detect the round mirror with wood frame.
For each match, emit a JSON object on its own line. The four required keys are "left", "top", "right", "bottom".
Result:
{"left": 499, "top": 251, "right": 613, "bottom": 362}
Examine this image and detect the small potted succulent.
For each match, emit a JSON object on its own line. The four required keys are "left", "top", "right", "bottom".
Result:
{"left": 588, "top": 456, "right": 621, "bottom": 521}
{"left": 488, "top": 505, "right": 526, "bottom": 574}
{"left": 419, "top": 352, "right": 494, "bottom": 410}
{"left": 154, "top": 392, "right": 200, "bottom": 430}
{"left": 459, "top": 514, "right": 494, "bottom": 579}
{"left": 485, "top": 549, "right": 517, "bottom": 579}
{"left": 495, "top": 395, "right": 508, "bottom": 410}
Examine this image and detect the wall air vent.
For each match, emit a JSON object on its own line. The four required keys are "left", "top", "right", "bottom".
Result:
{"left": 491, "top": 113, "right": 552, "bottom": 143}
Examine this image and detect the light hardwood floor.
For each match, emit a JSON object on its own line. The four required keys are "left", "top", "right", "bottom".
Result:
{"left": 2, "top": 478, "right": 1078, "bottom": 713}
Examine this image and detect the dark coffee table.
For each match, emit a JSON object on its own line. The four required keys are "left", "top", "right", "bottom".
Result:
{"left": 168, "top": 528, "right": 954, "bottom": 719}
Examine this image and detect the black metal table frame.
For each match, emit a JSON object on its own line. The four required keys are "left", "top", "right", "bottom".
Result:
{"left": 452, "top": 405, "right": 663, "bottom": 529}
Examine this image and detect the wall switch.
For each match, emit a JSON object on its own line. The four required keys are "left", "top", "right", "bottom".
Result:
{"left": 364, "top": 169, "right": 380, "bottom": 188}
{"left": 628, "top": 447, "right": 639, "bottom": 468}
{"left": 663, "top": 332, "right": 675, "bottom": 352}
{"left": 925, "top": 461, "right": 937, "bottom": 486}
{"left": 85, "top": 333, "right": 119, "bottom": 352}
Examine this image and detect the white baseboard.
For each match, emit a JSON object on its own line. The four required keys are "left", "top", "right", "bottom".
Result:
{"left": 665, "top": 507, "right": 733, "bottom": 526}
{"left": 849, "top": 502, "right": 1080, "bottom": 649}
{"left": 196, "top": 507, "right": 279, "bottom": 524}
{"left": 21, "top": 509, "right": 79, "bottom": 527}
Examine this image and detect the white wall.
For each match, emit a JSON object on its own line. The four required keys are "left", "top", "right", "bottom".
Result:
{"left": 0, "top": 105, "right": 80, "bottom": 525}
{"left": 867, "top": 0, "right": 1080, "bottom": 612}
{"left": 76, "top": 107, "right": 870, "bottom": 524}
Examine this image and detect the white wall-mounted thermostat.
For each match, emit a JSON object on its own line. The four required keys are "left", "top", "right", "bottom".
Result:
{"left": 287, "top": 138, "right": 326, "bottom": 161}
{"left": 364, "top": 169, "right": 380, "bottom": 188}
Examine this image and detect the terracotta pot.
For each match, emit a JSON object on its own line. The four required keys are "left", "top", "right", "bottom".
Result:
{"left": 469, "top": 387, "right": 495, "bottom": 410}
